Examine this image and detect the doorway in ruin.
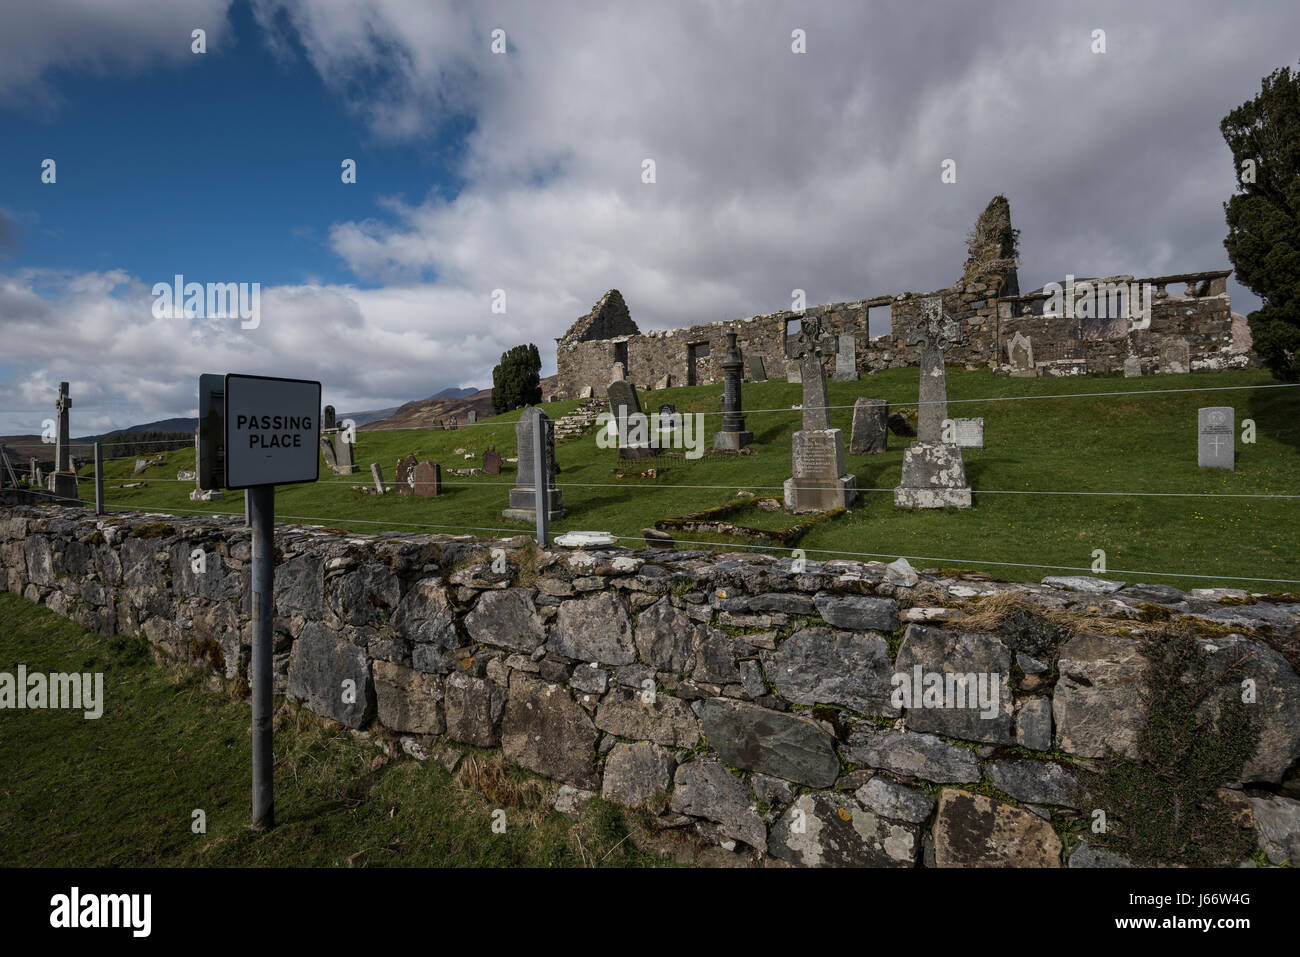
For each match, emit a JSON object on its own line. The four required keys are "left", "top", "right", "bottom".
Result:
{"left": 614, "top": 340, "right": 628, "bottom": 377}
{"left": 687, "top": 341, "right": 710, "bottom": 386}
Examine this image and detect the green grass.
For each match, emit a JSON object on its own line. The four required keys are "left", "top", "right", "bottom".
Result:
{"left": 0, "top": 591, "right": 661, "bottom": 867}
{"left": 75, "top": 367, "right": 1300, "bottom": 589}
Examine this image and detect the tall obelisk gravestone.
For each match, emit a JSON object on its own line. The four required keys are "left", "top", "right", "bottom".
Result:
{"left": 713, "top": 332, "right": 753, "bottom": 451}
{"left": 48, "top": 381, "right": 79, "bottom": 503}
{"left": 784, "top": 316, "right": 857, "bottom": 512}
{"left": 894, "top": 297, "right": 972, "bottom": 509}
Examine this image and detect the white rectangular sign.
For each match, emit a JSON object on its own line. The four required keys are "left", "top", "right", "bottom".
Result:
{"left": 224, "top": 373, "right": 321, "bottom": 489}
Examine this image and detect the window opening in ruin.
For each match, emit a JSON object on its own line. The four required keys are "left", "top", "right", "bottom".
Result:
{"left": 687, "top": 341, "right": 710, "bottom": 386}
{"left": 867, "top": 304, "right": 892, "bottom": 341}
{"left": 614, "top": 341, "right": 628, "bottom": 374}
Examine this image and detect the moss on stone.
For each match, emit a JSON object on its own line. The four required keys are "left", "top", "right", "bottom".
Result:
{"left": 1079, "top": 623, "right": 1260, "bottom": 866}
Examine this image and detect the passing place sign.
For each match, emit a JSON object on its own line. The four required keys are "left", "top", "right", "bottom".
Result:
{"left": 224, "top": 373, "right": 322, "bottom": 489}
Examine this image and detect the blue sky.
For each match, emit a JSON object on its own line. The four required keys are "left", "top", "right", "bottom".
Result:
{"left": 2, "top": 1, "right": 466, "bottom": 289}
{"left": 0, "top": 0, "right": 1295, "bottom": 435}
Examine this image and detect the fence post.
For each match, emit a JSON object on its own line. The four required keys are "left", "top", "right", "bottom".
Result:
{"left": 93, "top": 441, "right": 104, "bottom": 515}
{"left": 532, "top": 407, "right": 550, "bottom": 547}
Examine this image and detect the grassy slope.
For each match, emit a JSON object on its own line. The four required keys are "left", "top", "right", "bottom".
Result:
{"left": 0, "top": 592, "right": 659, "bottom": 867}
{"left": 74, "top": 367, "right": 1300, "bottom": 589}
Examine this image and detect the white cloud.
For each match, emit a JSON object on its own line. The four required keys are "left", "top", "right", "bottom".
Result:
{"left": 1, "top": 0, "right": 1295, "bottom": 433}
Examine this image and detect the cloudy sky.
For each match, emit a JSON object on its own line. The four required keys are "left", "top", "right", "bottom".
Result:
{"left": 0, "top": 0, "right": 1295, "bottom": 435}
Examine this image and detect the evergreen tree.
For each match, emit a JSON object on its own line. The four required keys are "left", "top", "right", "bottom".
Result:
{"left": 1221, "top": 62, "right": 1300, "bottom": 381}
{"left": 491, "top": 343, "right": 542, "bottom": 413}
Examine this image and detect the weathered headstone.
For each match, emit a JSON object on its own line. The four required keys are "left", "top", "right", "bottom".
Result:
{"left": 395, "top": 454, "right": 418, "bottom": 495}
{"left": 895, "top": 297, "right": 971, "bottom": 509}
{"left": 1123, "top": 355, "right": 1141, "bottom": 377}
{"left": 320, "top": 404, "right": 358, "bottom": 474}
{"left": 482, "top": 446, "right": 502, "bottom": 475}
{"left": 189, "top": 429, "right": 224, "bottom": 501}
{"left": 412, "top": 460, "right": 442, "bottom": 497}
{"left": 784, "top": 359, "right": 801, "bottom": 384}
{"left": 608, "top": 379, "right": 656, "bottom": 460}
{"left": 370, "top": 462, "right": 387, "bottom": 494}
{"left": 654, "top": 373, "right": 671, "bottom": 390}
{"left": 714, "top": 332, "right": 753, "bottom": 451}
{"left": 503, "top": 407, "right": 566, "bottom": 520}
{"left": 611, "top": 361, "right": 626, "bottom": 382}
{"left": 950, "top": 417, "right": 984, "bottom": 449}
{"left": 784, "top": 429, "right": 857, "bottom": 513}
{"left": 49, "top": 381, "right": 79, "bottom": 502}
{"left": 833, "top": 333, "right": 859, "bottom": 382}
{"left": 658, "top": 404, "right": 679, "bottom": 436}
{"left": 1198, "top": 407, "right": 1234, "bottom": 470}
{"left": 850, "top": 398, "right": 889, "bottom": 455}
{"left": 784, "top": 317, "right": 855, "bottom": 511}
{"left": 745, "top": 354, "right": 767, "bottom": 382}
{"left": 1008, "top": 332, "right": 1035, "bottom": 377}
{"left": 467, "top": 409, "right": 477, "bottom": 424}
{"left": 1160, "top": 337, "right": 1190, "bottom": 374}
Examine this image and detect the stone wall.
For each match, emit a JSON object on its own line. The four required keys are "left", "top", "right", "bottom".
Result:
{"left": 553, "top": 195, "right": 1253, "bottom": 398}
{"left": 3, "top": 504, "right": 1298, "bottom": 867}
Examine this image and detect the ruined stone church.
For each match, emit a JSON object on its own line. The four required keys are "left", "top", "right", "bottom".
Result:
{"left": 553, "top": 196, "right": 1253, "bottom": 399}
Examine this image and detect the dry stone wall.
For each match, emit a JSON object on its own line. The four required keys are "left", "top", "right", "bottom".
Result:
{"left": 3, "top": 504, "right": 1298, "bottom": 867}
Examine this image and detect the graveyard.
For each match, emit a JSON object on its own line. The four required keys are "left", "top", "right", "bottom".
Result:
{"left": 53, "top": 363, "right": 1300, "bottom": 591}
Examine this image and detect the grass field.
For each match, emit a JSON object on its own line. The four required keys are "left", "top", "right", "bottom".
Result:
{"left": 73, "top": 366, "right": 1300, "bottom": 590}
{"left": 0, "top": 591, "right": 661, "bottom": 867}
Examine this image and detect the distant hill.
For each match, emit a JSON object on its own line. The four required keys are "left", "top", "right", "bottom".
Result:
{"left": 362, "top": 376, "right": 557, "bottom": 431}
{"left": 75, "top": 417, "right": 197, "bottom": 442}
{"left": 427, "top": 387, "right": 479, "bottom": 400}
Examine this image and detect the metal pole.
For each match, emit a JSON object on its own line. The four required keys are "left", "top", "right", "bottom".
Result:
{"left": 532, "top": 408, "right": 549, "bottom": 547}
{"left": 244, "top": 489, "right": 251, "bottom": 526}
{"left": 248, "top": 484, "right": 275, "bottom": 829}
{"left": 93, "top": 442, "right": 104, "bottom": 515}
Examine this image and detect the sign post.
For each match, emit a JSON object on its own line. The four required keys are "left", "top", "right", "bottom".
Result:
{"left": 201, "top": 372, "right": 321, "bottom": 830}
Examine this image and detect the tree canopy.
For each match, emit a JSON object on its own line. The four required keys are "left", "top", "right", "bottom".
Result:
{"left": 491, "top": 343, "right": 542, "bottom": 414}
{"left": 1221, "top": 62, "right": 1300, "bottom": 381}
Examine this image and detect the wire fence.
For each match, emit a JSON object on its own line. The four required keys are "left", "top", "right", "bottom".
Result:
{"left": 5, "top": 378, "right": 1299, "bottom": 586}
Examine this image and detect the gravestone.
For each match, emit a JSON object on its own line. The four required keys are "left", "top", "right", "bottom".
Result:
{"left": 784, "top": 360, "right": 801, "bottom": 384}
{"left": 895, "top": 297, "right": 971, "bottom": 509}
{"left": 370, "top": 462, "right": 387, "bottom": 494}
{"left": 189, "top": 429, "right": 224, "bottom": 501}
{"left": 784, "top": 429, "right": 857, "bottom": 513}
{"left": 714, "top": 332, "right": 753, "bottom": 451}
{"left": 950, "top": 417, "right": 984, "bottom": 449}
{"left": 482, "top": 446, "right": 502, "bottom": 475}
{"left": 784, "top": 316, "right": 855, "bottom": 511}
{"left": 467, "top": 409, "right": 477, "bottom": 424}
{"left": 1198, "top": 407, "right": 1234, "bottom": 470}
{"left": 412, "top": 460, "right": 442, "bottom": 497}
{"left": 49, "top": 381, "right": 79, "bottom": 502}
{"left": 1123, "top": 355, "right": 1141, "bottom": 377}
{"left": 658, "top": 404, "right": 679, "bottom": 437}
{"left": 503, "top": 407, "right": 566, "bottom": 520}
{"left": 29, "top": 457, "right": 37, "bottom": 485}
{"left": 395, "top": 454, "right": 418, "bottom": 495}
{"left": 319, "top": 404, "right": 358, "bottom": 474}
{"left": 611, "top": 362, "right": 626, "bottom": 384}
{"left": 1160, "top": 337, "right": 1190, "bottom": 374}
{"left": 1008, "top": 332, "right": 1036, "bottom": 377}
{"left": 850, "top": 398, "right": 889, "bottom": 455}
{"left": 654, "top": 374, "right": 671, "bottom": 390}
{"left": 608, "top": 379, "right": 656, "bottom": 461}
{"left": 746, "top": 354, "right": 767, "bottom": 382}
{"left": 833, "top": 333, "right": 859, "bottom": 382}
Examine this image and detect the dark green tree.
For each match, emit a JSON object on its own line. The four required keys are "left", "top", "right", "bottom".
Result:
{"left": 491, "top": 343, "right": 542, "bottom": 414}
{"left": 1221, "top": 62, "right": 1300, "bottom": 381}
